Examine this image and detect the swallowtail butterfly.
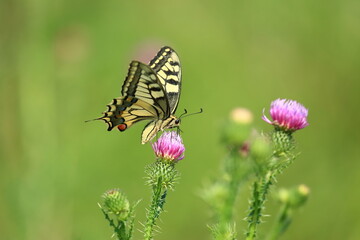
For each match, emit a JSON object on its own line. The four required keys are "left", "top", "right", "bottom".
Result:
{"left": 98, "top": 46, "right": 182, "bottom": 144}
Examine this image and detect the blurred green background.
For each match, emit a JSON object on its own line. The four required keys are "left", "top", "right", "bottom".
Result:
{"left": 1, "top": 0, "right": 360, "bottom": 239}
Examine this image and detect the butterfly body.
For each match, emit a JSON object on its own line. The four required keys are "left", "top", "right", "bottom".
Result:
{"left": 98, "top": 47, "right": 182, "bottom": 144}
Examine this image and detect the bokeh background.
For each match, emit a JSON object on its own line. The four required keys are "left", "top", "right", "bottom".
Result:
{"left": 1, "top": 0, "right": 360, "bottom": 239}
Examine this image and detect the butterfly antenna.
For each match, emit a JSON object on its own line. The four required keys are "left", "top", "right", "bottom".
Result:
{"left": 178, "top": 109, "right": 188, "bottom": 119}
{"left": 180, "top": 108, "right": 203, "bottom": 119}
{"left": 84, "top": 117, "right": 102, "bottom": 123}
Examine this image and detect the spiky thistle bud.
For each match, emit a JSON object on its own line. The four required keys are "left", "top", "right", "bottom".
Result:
{"left": 102, "top": 189, "right": 130, "bottom": 221}
{"left": 145, "top": 161, "right": 179, "bottom": 190}
{"left": 251, "top": 134, "right": 272, "bottom": 160}
{"left": 278, "top": 184, "right": 310, "bottom": 209}
{"left": 272, "top": 129, "right": 295, "bottom": 154}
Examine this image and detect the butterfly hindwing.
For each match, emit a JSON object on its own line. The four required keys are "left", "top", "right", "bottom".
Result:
{"left": 141, "top": 120, "right": 162, "bottom": 144}
{"left": 100, "top": 96, "right": 162, "bottom": 131}
{"left": 140, "top": 115, "right": 178, "bottom": 144}
{"left": 149, "top": 46, "right": 182, "bottom": 114}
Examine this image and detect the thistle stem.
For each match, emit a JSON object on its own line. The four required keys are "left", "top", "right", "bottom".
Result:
{"left": 222, "top": 150, "right": 241, "bottom": 222}
{"left": 117, "top": 221, "right": 127, "bottom": 240}
{"left": 144, "top": 177, "right": 167, "bottom": 240}
{"left": 245, "top": 182, "right": 260, "bottom": 240}
{"left": 266, "top": 203, "right": 291, "bottom": 240}
{"left": 213, "top": 148, "right": 251, "bottom": 239}
{"left": 246, "top": 171, "right": 275, "bottom": 240}
{"left": 100, "top": 208, "right": 127, "bottom": 240}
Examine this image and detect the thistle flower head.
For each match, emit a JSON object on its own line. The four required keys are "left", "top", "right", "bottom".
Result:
{"left": 262, "top": 99, "right": 309, "bottom": 132}
{"left": 152, "top": 131, "right": 185, "bottom": 162}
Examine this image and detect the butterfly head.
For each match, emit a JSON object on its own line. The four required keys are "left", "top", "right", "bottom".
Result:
{"left": 162, "top": 115, "right": 181, "bottom": 130}
{"left": 174, "top": 118, "right": 181, "bottom": 126}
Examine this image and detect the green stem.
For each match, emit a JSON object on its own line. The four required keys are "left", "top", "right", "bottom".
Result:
{"left": 117, "top": 220, "right": 128, "bottom": 240}
{"left": 216, "top": 149, "right": 246, "bottom": 236}
{"left": 212, "top": 147, "right": 252, "bottom": 239}
{"left": 245, "top": 182, "right": 260, "bottom": 240}
{"left": 222, "top": 150, "right": 240, "bottom": 221}
{"left": 245, "top": 130, "right": 298, "bottom": 239}
{"left": 246, "top": 171, "right": 275, "bottom": 240}
{"left": 101, "top": 209, "right": 127, "bottom": 240}
{"left": 266, "top": 204, "right": 292, "bottom": 240}
{"left": 144, "top": 177, "right": 167, "bottom": 240}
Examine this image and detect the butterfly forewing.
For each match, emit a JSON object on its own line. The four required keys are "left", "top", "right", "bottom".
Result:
{"left": 149, "top": 46, "right": 182, "bottom": 114}
{"left": 121, "top": 61, "right": 170, "bottom": 117}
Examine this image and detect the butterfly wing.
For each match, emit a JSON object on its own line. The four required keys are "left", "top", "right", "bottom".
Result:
{"left": 100, "top": 97, "right": 163, "bottom": 131}
{"left": 149, "top": 46, "right": 182, "bottom": 114}
{"left": 98, "top": 47, "right": 181, "bottom": 144}
{"left": 122, "top": 61, "right": 171, "bottom": 117}
{"left": 100, "top": 61, "right": 170, "bottom": 131}
{"left": 141, "top": 120, "right": 162, "bottom": 144}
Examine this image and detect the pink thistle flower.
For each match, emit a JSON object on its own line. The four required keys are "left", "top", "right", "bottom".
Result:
{"left": 262, "top": 99, "right": 309, "bottom": 132}
{"left": 152, "top": 131, "right": 185, "bottom": 162}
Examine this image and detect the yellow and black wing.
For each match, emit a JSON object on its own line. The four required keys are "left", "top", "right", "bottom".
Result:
{"left": 100, "top": 61, "right": 170, "bottom": 131}
{"left": 121, "top": 61, "right": 170, "bottom": 117}
{"left": 149, "top": 46, "right": 182, "bottom": 114}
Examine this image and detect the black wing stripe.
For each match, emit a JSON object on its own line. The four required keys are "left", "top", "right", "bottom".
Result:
{"left": 149, "top": 46, "right": 181, "bottom": 114}
{"left": 121, "top": 61, "right": 170, "bottom": 117}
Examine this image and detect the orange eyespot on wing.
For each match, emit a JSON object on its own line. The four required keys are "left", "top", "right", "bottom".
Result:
{"left": 117, "top": 124, "right": 127, "bottom": 131}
